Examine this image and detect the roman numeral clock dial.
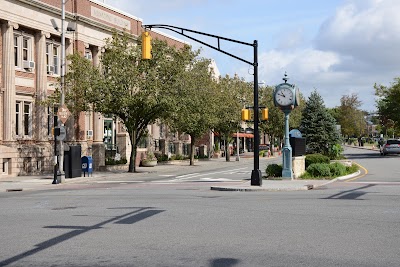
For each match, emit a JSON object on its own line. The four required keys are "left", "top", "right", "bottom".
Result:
{"left": 274, "top": 86, "right": 294, "bottom": 107}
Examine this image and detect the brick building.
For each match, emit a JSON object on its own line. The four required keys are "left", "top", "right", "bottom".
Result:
{"left": 0, "top": 0, "right": 191, "bottom": 176}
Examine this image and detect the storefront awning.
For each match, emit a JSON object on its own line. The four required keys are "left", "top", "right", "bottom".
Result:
{"left": 233, "top": 133, "right": 254, "bottom": 138}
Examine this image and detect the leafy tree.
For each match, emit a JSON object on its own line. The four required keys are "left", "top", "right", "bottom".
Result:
{"left": 375, "top": 78, "right": 400, "bottom": 135}
{"left": 299, "top": 90, "right": 340, "bottom": 155}
{"left": 336, "top": 93, "right": 365, "bottom": 138}
{"left": 90, "top": 31, "right": 192, "bottom": 172}
{"left": 167, "top": 56, "right": 218, "bottom": 165}
{"left": 46, "top": 52, "right": 101, "bottom": 140}
{"left": 213, "top": 75, "right": 252, "bottom": 161}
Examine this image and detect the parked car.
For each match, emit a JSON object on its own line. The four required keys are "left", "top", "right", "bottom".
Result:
{"left": 380, "top": 139, "right": 400, "bottom": 156}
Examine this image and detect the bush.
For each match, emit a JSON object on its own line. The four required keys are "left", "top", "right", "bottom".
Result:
{"left": 105, "top": 157, "right": 127, "bottom": 165}
{"left": 155, "top": 154, "right": 169, "bottom": 162}
{"left": 306, "top": 163, "right": 331, "bottom": 178}
{"left": 328, "top": 144, "right": 343, "bottom": 160}
{"left": 305, "top": 154, "right": 330, "bottom": 168}
{"left": 265, "top": 164, "right": 282, "bottom": 178}
{"left": 329, "top": 162, "right": 346, "bottom": 177}
{"left": 170, "top": 154, "right": 184, "bottom": 160}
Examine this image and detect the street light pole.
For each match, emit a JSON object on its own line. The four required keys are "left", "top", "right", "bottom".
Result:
{"left": 251, "top": 40, "right": 262, "bottom": 185}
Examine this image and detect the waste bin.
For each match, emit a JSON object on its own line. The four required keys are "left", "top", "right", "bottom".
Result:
{"left": 64, "top": 145, "right": 82, "bottom": 178}
{"left": 81, "top": 156, "right": 93, "bottom": 177}
{"left": 290, "top": 137, "right": 306, "bottom": 157}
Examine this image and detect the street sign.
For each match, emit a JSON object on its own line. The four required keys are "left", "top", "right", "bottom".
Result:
{"left": 56, "top": 126, "right": 66, "bottom": 141}
{"left": 57, "top": 105, "right": 70, "bottom": 124}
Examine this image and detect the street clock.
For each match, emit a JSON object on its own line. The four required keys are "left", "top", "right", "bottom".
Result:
{"left": 273, "top": 83, "right": 300, "bottom": 110}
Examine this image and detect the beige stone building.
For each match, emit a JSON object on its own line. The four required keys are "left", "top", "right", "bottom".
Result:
{"left": 0, "top": 0, "right": 189, "bottom": 177}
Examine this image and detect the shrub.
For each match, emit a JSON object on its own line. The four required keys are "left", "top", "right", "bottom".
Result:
{"left": 170, "top": 154, "right": 184, "bottom": 160}
{"left": 306, "top": 163, "right": 331, "bottom": 178}
{"left": 105, "top": 157, "right": 127, "bottom": 165}
{"left": 155, "top": 154, "right": 168, "bottom": 162}
{"left": 305, "top": 154, "right": 330, "bottom": 168}
{"left": 329, "top": 162, "right": 346, "bottom": 177}
{"left": 265, "top": 164, "right": 282, "bottom": 178}
{"left": 328, "top": 144, "right": 343, "bottom": 160}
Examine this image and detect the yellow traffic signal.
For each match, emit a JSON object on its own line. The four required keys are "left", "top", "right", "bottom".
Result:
{"left": 262, "top": 108, "right": 268, "bottom": 121}
{"left": 142, "top": 31, "right": 152, "bottom": 60}
{"left": 241, "top": 109, "right": 250, "bottom": 121}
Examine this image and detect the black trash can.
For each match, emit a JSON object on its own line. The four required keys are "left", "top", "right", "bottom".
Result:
{"left": 64, "top": 145, "right": 82, "bottom": 178}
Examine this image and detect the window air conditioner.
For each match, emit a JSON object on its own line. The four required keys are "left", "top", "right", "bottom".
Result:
{"left": 23, "top": 60, "right": 35, "bottom": 70}
{"left": 47, "top": 65, "right": 55, "bottom": 74}
{"left": 87, "top": 130, "right": 93, "bottom": 138}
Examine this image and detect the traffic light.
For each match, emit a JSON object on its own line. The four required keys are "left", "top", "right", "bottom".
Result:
{"left": 241, "top": 109, "right": 250, "bottom": 121}
{"left": 261, "top": 108, "right": 268, "bottom": 121}
{"left": 142, "top": 31, "right": 152, "bottom": 60}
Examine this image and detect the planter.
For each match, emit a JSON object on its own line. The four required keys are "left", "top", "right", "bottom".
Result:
{"left": 142, "top": 160, "right": 158, "bottom": 167}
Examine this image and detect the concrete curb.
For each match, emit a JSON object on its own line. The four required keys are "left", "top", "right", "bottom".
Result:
{"left": 312, "top": 170, "right": 362, "bottom": 189}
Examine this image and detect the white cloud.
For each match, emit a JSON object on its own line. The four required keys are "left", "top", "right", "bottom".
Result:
{"left": 237, "top": 0, "right": 400, "bottom": 111}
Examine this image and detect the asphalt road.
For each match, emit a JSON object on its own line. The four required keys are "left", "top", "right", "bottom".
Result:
{"left": 1, "top": 147, "right": 399, "bottom": 267}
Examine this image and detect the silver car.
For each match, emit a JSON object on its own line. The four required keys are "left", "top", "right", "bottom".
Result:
{"left": 380, "top": 139, "right": 400, "bottom": 156}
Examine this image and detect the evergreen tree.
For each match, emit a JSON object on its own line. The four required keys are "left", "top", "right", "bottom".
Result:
{"left": 300, "top": 90, "right": 340, "bottom": 155}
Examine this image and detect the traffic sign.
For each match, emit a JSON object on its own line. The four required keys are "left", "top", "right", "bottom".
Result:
{"left": 57, "top": 105, "right": 70, "bottom": 124}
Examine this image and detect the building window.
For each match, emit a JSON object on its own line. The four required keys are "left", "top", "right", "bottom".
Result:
{"left": 85, "top": 49, "right": 92, "bottom": 60}
{"left": 16, "top": 101, "right": 32, "bottom": 137}
{"left": 46, "top": 42, "right": 60, "bottom": 75}
{"left": 14, "top": 33, "right": 34, "bottom": 69}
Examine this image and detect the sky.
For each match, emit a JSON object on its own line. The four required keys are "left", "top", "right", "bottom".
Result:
{"left": 104, "top": 0, "right": 400, "bottom": 112}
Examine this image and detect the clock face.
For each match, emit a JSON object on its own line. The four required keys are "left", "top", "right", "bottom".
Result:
{"left": 275, "top": 87, "right": 294, "bottom": 107}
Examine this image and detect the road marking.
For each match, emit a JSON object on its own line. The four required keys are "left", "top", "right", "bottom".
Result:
{"left": 170, "top": 167, "right": 248, "bottom": 181}
{"left": 346, "top": 181, "right": 400, "bottom": 185}
{"left": 94, "top": 181, "right": 144, "bottom": 183}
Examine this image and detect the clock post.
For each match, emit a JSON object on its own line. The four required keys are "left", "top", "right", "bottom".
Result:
{"left": 273, "top": 73, "right": 300, "bottom": 179}
{"left": 282, "top": 109, "right": 293, "bottom": 178}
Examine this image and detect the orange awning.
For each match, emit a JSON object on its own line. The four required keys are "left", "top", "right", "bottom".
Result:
{"left": 233, "top": 133, "right": 254, "bottom": 138}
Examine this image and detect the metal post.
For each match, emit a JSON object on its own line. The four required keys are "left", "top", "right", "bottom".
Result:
{"left": 52, "top": 137, "right": 58, "bottom": 184}
{"left": 59, "top": 0, "right": 65, "bottom": 183}
{"left": 251, "top": 40, "right": 262, "bottom": 186}
{"left": 236, "top": 131, "right": 240, "bottom": 161}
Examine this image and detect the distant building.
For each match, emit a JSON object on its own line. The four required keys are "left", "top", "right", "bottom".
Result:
{"left": 0, "top": 0, "right": 193, "bottom": 176}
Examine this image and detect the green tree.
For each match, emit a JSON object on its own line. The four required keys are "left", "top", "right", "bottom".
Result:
{"left": 90, "top": 31, "right": 192, "bottom": 172}
{"left": 300, "top": 90, "right": 340, "bottom": 155}
{"left": 45, "top": 52, "right": 101, "bottom": 140}
{"left": 167, "top": 56, "right": 218, "bottom": 165}
{"left": 375, "top": 78, "right": 400, "bottom": 136}
{"left": 336, "top": 93, "right": 365, "bottom": 138}
{"left": 213, "top": 75, "right": 252, "bottom": 161}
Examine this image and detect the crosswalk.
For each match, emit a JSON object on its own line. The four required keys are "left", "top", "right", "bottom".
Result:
{"left": 151, "top": 167, "right": 249, "bottom": 183}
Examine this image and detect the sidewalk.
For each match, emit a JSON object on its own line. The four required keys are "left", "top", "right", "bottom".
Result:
{"left": 0, "top": 149, "right": 364, "bottom": 193}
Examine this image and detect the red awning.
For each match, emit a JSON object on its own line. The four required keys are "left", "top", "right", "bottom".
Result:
{"left": 233, "top": 133, "right": 254, "bottom": 138}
